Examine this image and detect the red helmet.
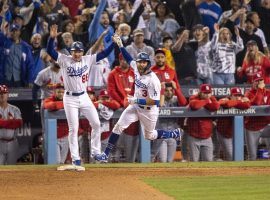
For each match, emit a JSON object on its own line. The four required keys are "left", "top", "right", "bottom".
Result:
{"left": 0, "top": 85, "right": 8, "bottom": 94}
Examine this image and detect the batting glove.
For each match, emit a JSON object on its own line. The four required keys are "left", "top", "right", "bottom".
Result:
{"left": 127, "top": 96, "right": 137, "bottom": 105}
{"left": 113, "top": 35, "right": 123, "bottom": 47}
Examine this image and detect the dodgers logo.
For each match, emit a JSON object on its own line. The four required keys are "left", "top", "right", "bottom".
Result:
{"left": 67, "top": 65, "right": 88, "bottom": 77}
{"left": 135, "top": 78, "right": 147, "bottom": 89}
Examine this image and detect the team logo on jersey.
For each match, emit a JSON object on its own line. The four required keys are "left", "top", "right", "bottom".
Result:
{"left": 67, "top": 65, "right": 88, "bottom": 77}
{"left": 128, "top": 76, "right": 134, "bottom": 83}
{"left": 135, "top": 78, "right": 147, "bottom": 89}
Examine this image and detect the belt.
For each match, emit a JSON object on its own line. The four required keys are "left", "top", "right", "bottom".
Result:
{"left": 138, "top": 105, "right": 151, "bottom": 110}
{"left": 66, "top": 91, "right": 85, "bottom": 96}
{"left": 0, "top": 138, "right": 15, "bottom": 142}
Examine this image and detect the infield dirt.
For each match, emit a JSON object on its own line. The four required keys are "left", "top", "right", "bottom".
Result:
{"left": 1, "top": 166, "right": 270, "bottom": 200}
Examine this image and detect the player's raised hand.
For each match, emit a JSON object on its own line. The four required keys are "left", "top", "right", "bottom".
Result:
{"left": 112, "top": 34, "right": 123, "bottom": 47}
{"left": 50, "top": 24, "right": 58, "bottom": 38}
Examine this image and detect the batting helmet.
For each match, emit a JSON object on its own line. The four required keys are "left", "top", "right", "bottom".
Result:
{"left": 70, "top": 41, "right": 84, "bottom": 52}
{"left": 136, "top": 52, "right": 151, "bottom": 72}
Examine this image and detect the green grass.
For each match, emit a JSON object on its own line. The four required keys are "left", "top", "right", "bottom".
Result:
{"left": 0, "top": 160, "right": 270, "bottom": 169}
{"left": 144, "top": 175, "right": 270, "bottom": 200}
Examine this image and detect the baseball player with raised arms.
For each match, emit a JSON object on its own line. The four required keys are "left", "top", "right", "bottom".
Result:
{"left": 46, "top": 25, "right": 116, "bottom": 171}
{"left": 95, "top": 36, "right": 183, "bottom": 163}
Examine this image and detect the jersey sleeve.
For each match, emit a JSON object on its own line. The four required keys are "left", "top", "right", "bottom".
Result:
{"left": 130, "top": 60, "right": 138, "bottom": 72}
{"left": 13, "top": 106, "right": 22, "bottom": 119}
{"left": 57, "top": 53, "right": 68, "bottom": 68}
{"left": 34, "top": 70, "right": 45, "bottom": 86}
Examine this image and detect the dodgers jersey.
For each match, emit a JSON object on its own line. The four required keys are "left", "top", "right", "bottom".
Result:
{"left": 130, "top": 61, "right": 161, "bottom": 101}
{"left": 57, "top": 53, "right": 97, "bottom": 92}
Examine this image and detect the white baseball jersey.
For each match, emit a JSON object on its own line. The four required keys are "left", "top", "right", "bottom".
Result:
{"left": 88, "top": 58, "right": 111, "bottom": 87}
{"left": 130, "top": 61, "right": 161, "bottom": 103}
{"left": 0, "top": 104, "right": 22, "bottom": 139}
{"left": 57, "top": 53, "right": 97, "bottom": 92}
{"left": 34, "top": 66, "right": 63, "bottom": 99}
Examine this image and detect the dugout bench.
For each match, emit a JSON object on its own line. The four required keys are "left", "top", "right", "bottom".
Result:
{"left": 44, "top": 105, "right": 270, "bottom": 164}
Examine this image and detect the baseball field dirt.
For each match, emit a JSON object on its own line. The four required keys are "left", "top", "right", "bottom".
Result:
{"left": 1, "top": 163, "right": 270, "bottom": 200}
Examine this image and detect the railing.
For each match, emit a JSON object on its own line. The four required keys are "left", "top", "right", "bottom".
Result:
{"left": 8, "top": 84, "right": 256, "bottom": 101}
{"left": 44, "top": 105, "right": 270, "bottom": 164}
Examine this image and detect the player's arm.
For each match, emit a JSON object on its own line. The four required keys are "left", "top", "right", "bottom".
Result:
{"left": 113, "top": 35, "right": 133, "bottom": 65}
{"left": 46, "top": 24, "right": 59, "bottom": 61}
{"left": 96, "top": 42, "right": 115, "bottom": 62}
{"left": 0, "top": 108, "right": 23, "bottom": 129}
{"left": 128, "top": 95, "right": 160, "bottom": 106}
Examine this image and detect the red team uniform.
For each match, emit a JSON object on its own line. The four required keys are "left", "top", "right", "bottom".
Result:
{"left": 151, "top": 64, "right": 187, "bottom": 106}
{"left": 238, "top": 56, "right": 270, "bottom": 84}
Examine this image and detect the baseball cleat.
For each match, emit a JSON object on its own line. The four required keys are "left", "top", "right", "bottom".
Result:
{"left": 94, "top": 153, "right": 108, "bottom": 163}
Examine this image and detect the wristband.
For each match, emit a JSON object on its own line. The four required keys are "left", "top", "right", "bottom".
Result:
{"left": 137, "top": 99, "right": 147, "bottom": 105}
{"left": 154, "top": 100, "right": 160, "bottom": 106}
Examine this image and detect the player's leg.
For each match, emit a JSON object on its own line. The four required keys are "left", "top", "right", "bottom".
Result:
{"left": 200, "top": 137, "right": 213, "bottom": 161}
{"left": 95, "top": 105, "right": 138, "bottom": 162}
{"left": 6, "top": 140, "right": 19, "bottom": 165}
{"left": 138, "top": 109, "right": 183, "bottom": 140}
{"left": 56, "top": 139, "right": 61, "bottom": 164}
{"left": 0, "top": 141, "right": 6, "bottom": 164}
{"left": 158, "top": 140, "right": 167, "bottom": 162}
{"left": 63, "top": 97, "right": 80, "bottom": 163}
{"left": 122, "top": 133, "right": 139, "bottom": 162}
{"left": 166, "top": 138, "right": 177, "bottom": 162}
{"left": 245, "top": 129, "right": 261, "bottom": 160}
{"left": 80, "top": 94, "right": 101, "bottom": 157}
{"left": 187, "top": 135, "right": 201, "bottom": 162}
{"left": 59, "top": 137, "right": 69, "bottom": 164}
{"left": 217, "top": 132, "right": 233, "bottom": 161}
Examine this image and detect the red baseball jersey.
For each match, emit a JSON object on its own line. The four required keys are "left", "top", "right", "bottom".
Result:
{"left": 151, "top": 64, "right": 187, "bottom": 106}
{"left": 238, "top": 56, "right": 270, "bottom": 84}
{"left": 186, "top": 94, "right": 220, "bottom": 139}
{"left": 217, "top": 98, "right": 251, "bottom": 138}
{"left": 244, "top": 88, "right": 270, "bottom": 131}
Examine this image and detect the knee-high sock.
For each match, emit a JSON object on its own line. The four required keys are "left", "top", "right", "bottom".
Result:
{"left": 104, "top": 132, "right": 120, "bottom": 156}
{"left": 156, "top": 129, "right": 182, "bottom": 139}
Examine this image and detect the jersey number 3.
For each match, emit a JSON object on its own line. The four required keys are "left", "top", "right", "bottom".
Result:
{"left": 82, "top": 73, "right": 89, "bottom": 83}
{"left": 142, "top": 90, "right": 148, "bottom": 97}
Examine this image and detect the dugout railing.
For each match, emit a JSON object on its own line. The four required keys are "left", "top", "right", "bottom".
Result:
{"left": 44, "top": 105, "right": 270, "bottom": 164}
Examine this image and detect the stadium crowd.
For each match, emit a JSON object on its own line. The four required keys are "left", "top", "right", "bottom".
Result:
{"left": 0, "top": 0, "right": 270, "bottom": 164}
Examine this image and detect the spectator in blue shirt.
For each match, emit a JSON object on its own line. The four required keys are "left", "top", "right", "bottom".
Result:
{"left": 0, "top": 23, "right": 34, "bottom": 87}
{"left": 88, "top": 0, "right": 115, "bottom": 66}
{"left": 197, "top": 0, "right": 222, "bottom": 37}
